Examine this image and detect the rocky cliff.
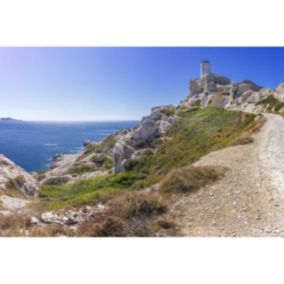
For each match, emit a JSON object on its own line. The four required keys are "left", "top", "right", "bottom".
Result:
{"left": 0, "top": 154, "right": 38, "bottom": 196}
{"left": 180, "top": 73, "right": 284, "bottom": 114}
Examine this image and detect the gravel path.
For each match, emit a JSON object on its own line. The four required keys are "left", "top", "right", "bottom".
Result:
{"left": 172, "top": 114, "right": 284, "bottom": 236}
{"left": 258, "top": 114, "right": 284, "bottom": 197}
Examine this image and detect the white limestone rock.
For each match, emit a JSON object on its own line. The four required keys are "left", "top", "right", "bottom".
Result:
{"left": 0, "top": 154, "right": 39, "bottom": 196}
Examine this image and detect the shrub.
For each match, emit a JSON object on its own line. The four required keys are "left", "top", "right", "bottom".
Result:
{"left": 91, "top": 155, "right": 113, "bottom": 170}
{"left": 160, "top": 107, "right": 176, "bottom": 117}
{"left": 68, "top": 164, "right": 97, "bottom": 175}
{"left": 5, "top": 175, "right": 26, "bottom": 189}
{"left": 76, "top": 191, "right": 169, "bottom": 237}
{"left": 160, "top": 165, "right": 225, "bottom": 193}
{"left": 123, "top": 159, "right": 139, "bottom": 171}
{"left": 256, "top": 95, "right": 284, "bottom": 112}
{"left": 112, "top": 192, "right": 167, "bottom": 220}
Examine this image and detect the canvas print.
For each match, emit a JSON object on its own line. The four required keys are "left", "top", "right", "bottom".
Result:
{"left": 0, "top": 47, "right": 282, "bottom": 236}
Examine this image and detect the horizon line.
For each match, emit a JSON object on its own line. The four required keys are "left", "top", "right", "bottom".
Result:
{"left": 13, "top": 119, "right": 141, "bottom": 123}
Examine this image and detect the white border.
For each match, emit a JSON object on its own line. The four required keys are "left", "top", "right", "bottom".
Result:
{"left": 0, "top": 0, "right": 284, "bottom": 284}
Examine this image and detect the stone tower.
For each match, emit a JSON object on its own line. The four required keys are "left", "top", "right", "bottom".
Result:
{"left": 200, "top": 60, "right": 211, "bottom": 78}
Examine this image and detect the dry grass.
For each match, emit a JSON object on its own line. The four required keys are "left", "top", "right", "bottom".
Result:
{"left": 0, "top": 213, "right": 75, "bottom": 237}
{"left": 229, "top": 135, "right": 254, "bottom": 146}
{"left": 247, "top": 115, "right": 266, "bottom": 134}
{"left": 160, "top": 165, "right": 226, "bottom": 194}
{"left": 76, "top": 191, "right": 172, "bottom": 237}
{"left": 229, "top": 115, "right": 266, "bottom": 146}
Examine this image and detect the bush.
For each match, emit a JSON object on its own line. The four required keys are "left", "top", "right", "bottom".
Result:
{"left": 92, "top": 154, "right": 113, "bottom": 170}
{"left": 256, "top": 95, "right": 284, "bottom": 113}
{"left": 76, "top": 191, "right": 169, "bottom": 237}
{"left": 68, "top": 164, "right": 97, "bottom": 175}
{"left": 112, "top": 192, "right": 167, "bottom": 220}
{"left": 5, "top": 175, "right": 26, "bottom": 189}
{"left": 160, "top": 165, "right": 225, "bottom": 193}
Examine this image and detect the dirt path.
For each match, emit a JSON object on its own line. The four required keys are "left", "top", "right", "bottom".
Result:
{"left": 173, "top": 113, "right": 284, "bottom": 236}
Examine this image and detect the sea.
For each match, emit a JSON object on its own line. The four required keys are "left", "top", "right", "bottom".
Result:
{"left": 0, "top": 120, "right": 138, "bottom": 172}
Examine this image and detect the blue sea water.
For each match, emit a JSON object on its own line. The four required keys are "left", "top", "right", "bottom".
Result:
{"left": 0, "top": 121, "right": 138, "bottom": 172}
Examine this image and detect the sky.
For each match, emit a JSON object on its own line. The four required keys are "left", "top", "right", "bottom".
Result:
{"left": 0, "top": 47, "right": 284, "bottom": 121}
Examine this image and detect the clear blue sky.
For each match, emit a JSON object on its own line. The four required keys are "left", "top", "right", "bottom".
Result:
{"left": 0, "top": 47, "right": 283, "bottom": 121}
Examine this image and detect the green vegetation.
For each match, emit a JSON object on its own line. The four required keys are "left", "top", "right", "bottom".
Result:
{"left": 160, "top": 165, "right": 225, "bottom": 193}
{"left": 160, "top": 107, "right": 176, "bottom": 117}
{"left": 37, "top": 172, "right": 140, "bottom": 210}
{"left": 256, "top": 95, "right": 284, "bottom": 112}
{"left": 68, "top": 164, "right": 97, "bottom": 176}
{"left": 131, "top": 107, "right": 256, "bottom": 177}
{"left": 91, "top": 154, "right": 113, "bottom": 170}
{"left": 82, "top": 135, "right": 117, "bottom": 156}
{"left": 36, "top": 107, "right": 260, "bottom": 211}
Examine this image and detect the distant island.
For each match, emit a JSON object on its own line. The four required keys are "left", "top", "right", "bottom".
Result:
{"left": 0, "top": 117, "right": 22, "bottom": 121}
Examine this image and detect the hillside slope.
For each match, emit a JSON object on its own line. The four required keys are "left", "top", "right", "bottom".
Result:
{"left": 173, "top": 113, "right": 284, "bottom": 236}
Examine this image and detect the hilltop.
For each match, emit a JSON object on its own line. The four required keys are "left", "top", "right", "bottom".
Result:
{"left": 1, "top": 69, "right": 284, "bottom": 236}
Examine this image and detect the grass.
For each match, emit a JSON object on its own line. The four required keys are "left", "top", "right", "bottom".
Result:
{"left": 160, "top": 165, "right": 225, "bottom": 193}
{"left": 256, "top": 95, "right": 284, "bottom": 112}
{"left": 229, "top": 135, "right": 254, "bottom": 146}
{"left": 131, "top": 107, "right": 256, "bottom": 178}
{"left": 0, "top": 213, "right": 74, "bottom": 237}
{"left": 36, "top": 172, "right": 140, "bottom": 210}
{"left": 91, "top": 154, "right": 113, "bottom": 170}
{"left": 68, "top": 164, "right": 97, "bottom": 176}
{"left": 82, "top": 135, "right": 117, "bottom": 157}
{"left": 76, "top": 191, "right": 170, "bottom": 237}
{"left": 33, "top": 107, "right": 262, "bottom": 218}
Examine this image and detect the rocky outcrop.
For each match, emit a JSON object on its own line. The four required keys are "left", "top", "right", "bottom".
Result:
{"left": 0, "top": 154, "right": 38, "bottom": 196}
{"left": 113, "top": 140, "right": 135, "bottom": 173}
{"left": 180, "top": 73, "right": 278, "bottom": 112}
{"left": 133, "top": 105, "right": 176, "bottom": 142}
{"left": 234, "top": 81, "right": 261, "bottom": 98}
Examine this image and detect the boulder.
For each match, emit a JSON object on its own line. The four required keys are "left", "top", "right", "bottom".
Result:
{"left": 30, "top": 216, "right": 39, "bottom": 225}
{"left": 40, "top": 212, "right": 66, "bottom": 224}
{"left": 158, "top": 120, "right": 172, "bottom": 134}
{"left": 132, "top": 120, "right": 160, "bottom": 142}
